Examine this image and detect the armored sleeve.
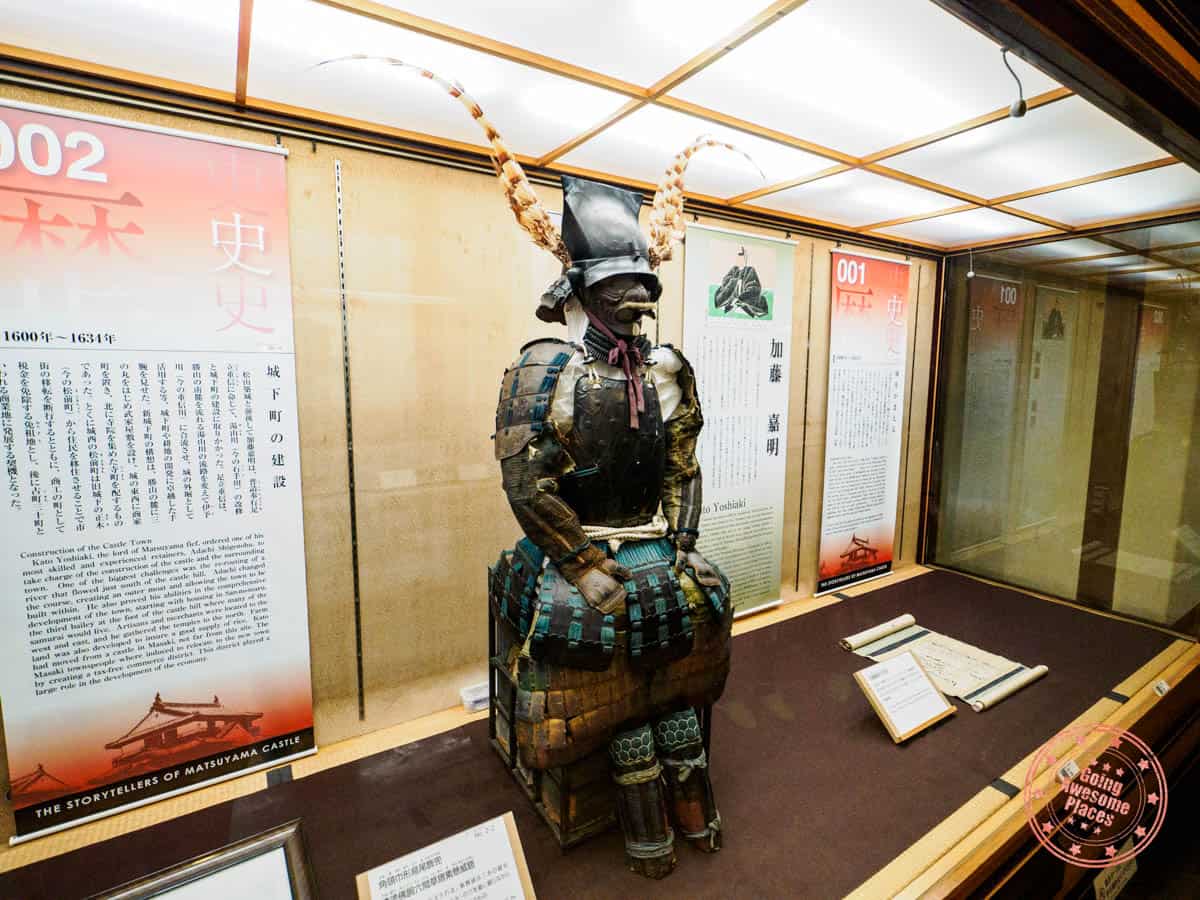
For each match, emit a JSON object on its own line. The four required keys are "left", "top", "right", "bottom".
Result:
{"left": 495, "top": 340, "right": 607, "bottom": 581}
{"left": 660, "top": 348, "right": 704, "bottom": 551}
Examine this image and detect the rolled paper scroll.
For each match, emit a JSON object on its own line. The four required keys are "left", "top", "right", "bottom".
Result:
{"left": 840, "top": 613, "right": 916, "bottom": 651}
{"left": 968, "top": 664, "right": 1049, "bottom": 712}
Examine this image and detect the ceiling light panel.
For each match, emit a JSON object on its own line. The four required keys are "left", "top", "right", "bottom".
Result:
{"left": 876, "top": 207, "right": 1044, "bottom": 245}
{"left": 669, "top": 0, "right": 1060, "bottom": 157}
{"left": 367, "top": 0, "right": 768, "bottom": 86}
{"left": 0, "top": 0, "right": 240, "bottom": 91}
{"left": 557, "top": 104, "right": 831, "bottom": 198}
{"left": 249, "top": 0, "right": 628, "bottom": 158}
{"left": 885, "top": 96, "right": 1166, "bottom": 198}
{"left": 752, "top": 169, "right": 956, "bottom": 227}
{"left": 1006, "top": 165, "right": 1200, "bottom": 227}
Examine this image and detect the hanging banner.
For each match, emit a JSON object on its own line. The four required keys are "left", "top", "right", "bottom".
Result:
{"left": 683, "top": 224, "right": 794, "bottom": 615}
{"left": 817, "top": 250, "right": 910, "bottom": 594}
{"left": 1017, "top": 286, "right": 1077, "bottom": 528}
{"left": 953, "top": 274, "right": 1023, "bottom": 549}
{"left": 0, "top": 100, "right": 314, "bottom": 842}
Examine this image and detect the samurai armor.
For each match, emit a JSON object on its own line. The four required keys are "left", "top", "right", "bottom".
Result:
{"left": 558, "top": 376, "right": 665, "bottom": 528}
{"left": 654, "top": 708, "right": 721, "bottom": 851}
{"left": 609, "top": 724, "right": 675, "bottom": 879}
{"left": 512, "top": 559, "right": 732, "bottom": 771}
{"left": 488, "top": 537, "right": 544, "bottom": 638}
{"left": 528, "top": 560, "right": 617, "bottom": 671}
{"left": 494, "top": 339, "right": 573, "bottom": 461}
{"left": 614, "top": 539, "right": 694, "bottom": 671}
{"left": 561, "top": 176, "right": 657, "bottom": 292}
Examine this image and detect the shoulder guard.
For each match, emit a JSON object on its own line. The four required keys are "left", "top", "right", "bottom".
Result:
{"left": 494, "top": 339, "right": 575, "bottom": 460}
{"left": 656, "top": 344, "right": 701, "bottom": 412}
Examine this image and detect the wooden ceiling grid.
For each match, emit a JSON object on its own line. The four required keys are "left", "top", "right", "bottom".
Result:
{"left": 2, "top": 0, "right": 1197, "bottom": 253}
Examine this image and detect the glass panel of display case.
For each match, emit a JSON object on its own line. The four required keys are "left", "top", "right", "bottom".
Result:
{"left": 930, "top": 215, "right": 1200, "bottom": 636}
{"left": 984, "top": 237, "right": 1125, "bottom": 268}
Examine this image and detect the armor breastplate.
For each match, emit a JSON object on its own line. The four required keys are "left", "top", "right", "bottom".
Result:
{"left": 558, "top": 375, "right": 665, "bottom": 528}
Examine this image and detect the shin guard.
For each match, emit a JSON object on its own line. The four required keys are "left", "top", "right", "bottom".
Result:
{"left": 654, "top": 709, "right": 722, "bottom": 852}
{"left": 609, "top": 724, "right": 676, "bottom": 878}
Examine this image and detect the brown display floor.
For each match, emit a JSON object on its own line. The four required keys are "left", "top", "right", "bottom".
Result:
{"left": 0, "top": 571, "right": 1177, "bottom": 899}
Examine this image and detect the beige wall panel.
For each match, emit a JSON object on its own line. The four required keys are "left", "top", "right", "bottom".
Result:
{"left": 279, "top": 139, "right": 361, "bottom": 744}
{"left": 337, "top": 153, "right": 562, "bottom": 729}
{"left": 797, "top": 240, "right": 835, "bottom": 596}
{"left": 783, "top": 239, "right": 817, "bottom": 592}
{"left": 897, "top": 258, "right": 938, "bottom": 564}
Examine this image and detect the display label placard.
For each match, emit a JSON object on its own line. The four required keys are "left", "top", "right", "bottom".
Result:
{"left": 0, "top": 99, "right": 314, "bottom": 842}
{"left": 817, "top": 251, "right": 910, "bottom": 594}
{"left": 356, "top": 812, "right": 536, "bottom": 900}
{"left": 853, "top": 651, "right": 955, "bottom": 743}
{"left": 682, "top": 224, "right": 795, "bottom": 615}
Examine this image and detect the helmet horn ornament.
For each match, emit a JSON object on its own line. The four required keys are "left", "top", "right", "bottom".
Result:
{"left": 648, "top": 136, "right": 765, "bottom": 269}
{"left": 314, "top": 55, "right": 572, "bottom": 267}
{"left": 315, "top": 60, "right": 761, "bottom": 316}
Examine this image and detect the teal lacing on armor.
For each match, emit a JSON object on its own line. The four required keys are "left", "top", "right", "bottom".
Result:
{"left": 609, "top": 724, "right": 656, "bottom": 767}
{"left": 615, "top": 537, "right": 674, "bottom": 568}
{"left": 653, "top": 708, "right": 703, "bottom": 752}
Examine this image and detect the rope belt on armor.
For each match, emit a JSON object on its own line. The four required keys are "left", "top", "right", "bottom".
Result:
{"left": 582, "top": 514, "right": 669, "bottom": 555}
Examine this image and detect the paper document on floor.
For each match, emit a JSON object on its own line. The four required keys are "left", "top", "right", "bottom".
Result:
{"left": 841, "top": 614, "right": 1048, "bottom": 711}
